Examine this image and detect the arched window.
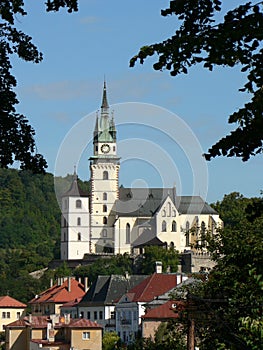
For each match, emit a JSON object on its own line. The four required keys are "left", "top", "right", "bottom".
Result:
{"left": 77, "top": 217, "right": 81, "bottom": 226}
{"left": 64, "top": 218, "right": 67, "bottom": 227}
{"left": 186, "top": 221, "right": 190, "bottom": 246}
{"left": 103, "top": 205, "right": 107, "bottom": 212}
{"left": 162, "top": 209, "right": 166, "bottom": 217}
{"left": 103, "top": 171, "right": 108, "bottom": 180}
{"left": 76, "top": 199, "right": 82, "bottom": 208}
{"left": 172, "top": 220, "right": 177, "bottom": 232}
{"left": 78, "top": 232, "right": 81, "bottom": 241}
{"left": 126, "top": 223, "right": 131, "bottom": 244}
{"left": 103, "top": 216, "right": 107, "bottom": 225}
{"left": 167, "top": 202, "right": 171, "bottom": 217}
{"left": 103, "top": 192, "right": 107, "bottom": 200}
{"left": 170, "top": 242, "right": 175, "bottom": 250}
{"left": 102, "top": 229, "right": 107, "bottom": 237}
{"left": 162, "top": 220, "right": 167, "bottom": 232}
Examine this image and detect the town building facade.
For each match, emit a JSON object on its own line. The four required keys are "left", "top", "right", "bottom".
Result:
{"left": 60, "top": 82, "right": 223, "bottom": 260}
{"left": 0, "top": 296, "right": 26, "bottom": 332}
{"left": 5, "top": 315, "right": 102, "bottom": 350}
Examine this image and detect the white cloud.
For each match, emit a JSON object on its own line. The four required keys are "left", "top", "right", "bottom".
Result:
{"left": 20, "top": 80, "right": 91, "bottom": 100}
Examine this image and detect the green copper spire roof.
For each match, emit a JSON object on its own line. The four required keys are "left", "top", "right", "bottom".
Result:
{"left": 101, "top": 80, "right": 109, "bottom": 110}
{"left": 93, "top": 80, "right": 116, "bottom": 143}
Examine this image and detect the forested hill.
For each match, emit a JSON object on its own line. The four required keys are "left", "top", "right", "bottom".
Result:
{"left": 0, "top": 168, "right": 90, "bottom": 265}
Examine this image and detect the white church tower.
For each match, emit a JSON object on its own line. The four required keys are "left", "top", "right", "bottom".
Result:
{"left": 89, "top": 81, "right": 120, "bottom": 253}
{"left": 60, "top": 170, "right": 90, "bottom": 260}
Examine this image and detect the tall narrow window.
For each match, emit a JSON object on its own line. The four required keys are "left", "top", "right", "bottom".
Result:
{"left": 162, "top": 220, "right": 167, "bottom": 232}
{"left": 77, "top": 217, "right": 81, "bottom": 226}
{"left": 172, "top": 220, "right": 177, "bottom": 232}
{"left": 103, "top": 204, "right": 107, "bottom": 212}
{"left": 102, "top": 229, "right": 107, "bottom": 237}
{"left": 103, "top": 171, "right": 108, "bottom": 180}
{"left": 103, "top": 192, "right": 107, "bottom": 200}
{"left": 186, "top": 221, "right": 190, "bottom": 246}
{"left": 76, "top": 199, "right": 82, "bottom": 208}
{"left": 126, "top": 223, "right": 131, "bottom": 244}
{"left": 78, "top": 232, "right": 81, "bottom": 241}
{"left": 103, "top": 217, "right": 108, "bottom": 225}
{"left": 167, "top": 202, "right": 171, "bottom": 217}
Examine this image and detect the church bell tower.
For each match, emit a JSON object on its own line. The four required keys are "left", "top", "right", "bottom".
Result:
{"left": 89, "top": 81, "right": 120, "bottom": 253}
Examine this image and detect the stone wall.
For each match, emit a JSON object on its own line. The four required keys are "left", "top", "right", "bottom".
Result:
{"left": 180, "top": 251, "right": 216, "bottom": 273}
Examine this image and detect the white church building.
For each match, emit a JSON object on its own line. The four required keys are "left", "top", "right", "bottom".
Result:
{"left": 60, "top": 82, "right": 222, "bottom": 260}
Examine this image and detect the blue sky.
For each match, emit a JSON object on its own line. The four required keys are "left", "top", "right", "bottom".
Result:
{"left": 11, "top": 0, "right": 262, "bottom": 203}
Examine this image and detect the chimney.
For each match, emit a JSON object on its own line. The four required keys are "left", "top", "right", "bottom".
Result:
{"left": 78, "top": 277, "right": 82, "bottom": 284}
{"left": 155, "top": 261, "right": 163, "bottom": 274}
{"left": 68, "top": 277, "right": 71, "bottom": 293}
{"left": 50, "top": 278, "right": 53, "bottom": 288}
{"left": 65, "top": 313, "right": 70, "bottom": 325}
{"left": 28, "top": 314, "right": 32, "bottom": 323}
{"left": 84, "top": 277, "right": 89, "bottom": 292}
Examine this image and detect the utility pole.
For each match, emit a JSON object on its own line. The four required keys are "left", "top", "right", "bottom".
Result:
{"left": 186, "top": 293, "right": 195, "bottom": 350}
{"left": 187, "top": 318, "right": 195, "bottom": 350}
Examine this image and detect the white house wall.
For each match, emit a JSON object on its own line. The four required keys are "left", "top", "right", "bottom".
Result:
{"left": 61, "top": 196, "right": 90, "bottom": 260}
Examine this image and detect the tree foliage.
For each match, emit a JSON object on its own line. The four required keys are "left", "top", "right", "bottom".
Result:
{"left": 0, "top": 168, "right": 89, "bottom": 302}
{"left": 128, "top": 321, "right": 186, "bottom": 350}
{"left": 74, "top": 254, "right": 133, "bottom": 285}
{"left": 102, "top": 331, "right": 120, "bottom": 350}
{"left": 135, "top": 245, "right": 179, "bottom": 274}
{"left": 191, "top": 194, "right": 263, "bottom": 349}
{"left": 0, "top": 0, "right": 78, "bottom": 172}
{"left": 130, "top": 1, "right": 263, "bottom": 161}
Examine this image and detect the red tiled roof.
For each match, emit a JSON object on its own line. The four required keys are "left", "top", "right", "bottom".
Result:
{"left": 68, "top": 318, "right": 102, "bottom": 329}
{"left": 5, "top": 316, "right": 102, "bottom": 329}
{"left": 128, "top": 273, "right": 178, "bottom": 302}
{"left": 29, "top": 278, "right": 85, "bottom": 305}
{"left": 142, "top": 300, "right": 185, "bottom": 320}
{"left": 31, "top": 339, "right": 65, "bottom": 346}
{"left": 0, "top": 296, "right": 26, "bottom": 308}
{"left": 60, "top": 297, "right": 82, "bottom": 308}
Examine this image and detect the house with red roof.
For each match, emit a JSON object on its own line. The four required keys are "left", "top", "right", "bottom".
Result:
{"left": 29, "top": 277, "right": 86, "bottom": 317}
{"left": 141, "top": 300, "right": 186, "bottom": 339}
{"left": 115, "top": 272, "right": 187, "bottom": 344}
{"left": 5, "top": 314, "right": 102, "bottom": 350}
{"left": 0, "top": 296, "right": 26, "bottom": 331}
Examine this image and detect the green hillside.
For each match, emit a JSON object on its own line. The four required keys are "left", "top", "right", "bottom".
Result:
{"left": 0, "top": 168, "right": 90, "bottom": 301}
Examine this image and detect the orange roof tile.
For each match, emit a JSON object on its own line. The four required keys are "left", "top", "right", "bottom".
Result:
{"left": 128, "top": 273, "right": 178, "bottom": 302}
{"left": 142, "top": 300, "right": 185, "bottom": 320}
{"left": 0, "top": 296, "right": 26, "bottom": 308}
{"left": 68, "top": 318, "right": 102, "bottom": 328}
{"left": 29, "top": 278, "right": 85, "bottom": 305}
{"left": 5, "top": 316, "right": 102, "bottom": 329}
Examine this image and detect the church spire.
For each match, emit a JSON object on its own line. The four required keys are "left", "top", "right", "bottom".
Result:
{"left": 101, "top": 80, "right": 109, "bottom": 111}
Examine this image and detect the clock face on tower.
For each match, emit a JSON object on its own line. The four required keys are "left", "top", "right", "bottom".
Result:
{"left": 101, "top": 143, "right": 110, "bottom": 154}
